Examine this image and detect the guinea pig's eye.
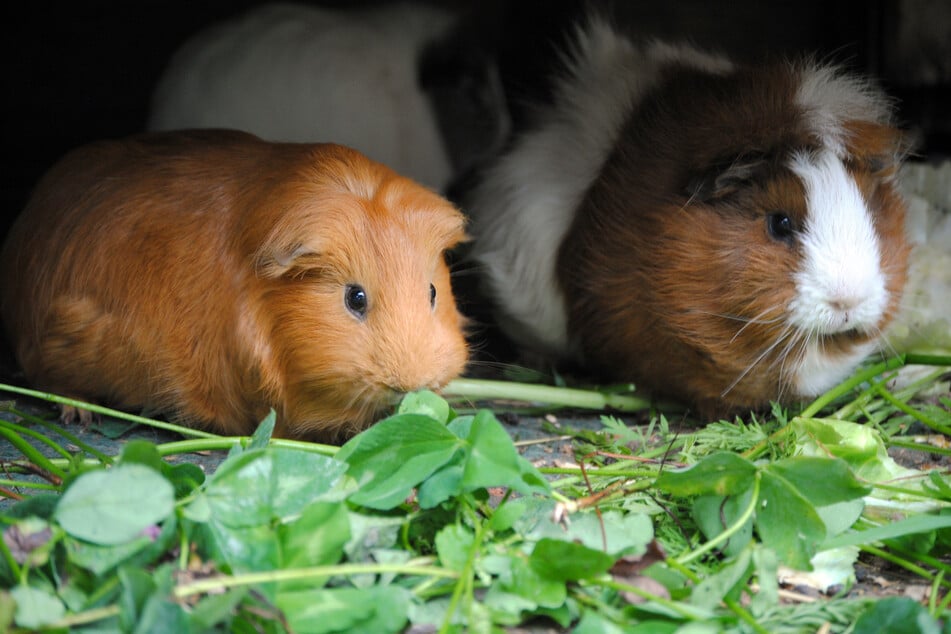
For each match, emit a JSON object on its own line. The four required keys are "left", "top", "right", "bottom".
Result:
{"left": 429, "top": 283, "right": 437, "bottom": 309}
{"left": 766, "top": 212, "right": 795, "bottom": 243}
{"left": 344, "top": 284, "right": 368, "bottom": 319}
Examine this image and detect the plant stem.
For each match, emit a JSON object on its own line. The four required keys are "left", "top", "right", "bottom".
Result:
{"left": 873, "top": 384, "right": 951, "bottom": 435}
{"left": 440, "top": 506, "right": 485, "bottom": 634}
{"left": 676, "top": 474, "right": 761, "bottom": 566}
{"left": 0, "top": 424, "right": 67, "bottom": 479}
{"left": 588, "top": 577, "right": 708, "bottom": 620}
{"left": 4, "top": 405, "right": 114, "bottom": 464}
{"left": 860, "top": 544, "right": 951, "bottom": 590}
{"left": 724, "top": 597, "right": 771, "bottom": 634}
{"left": 174, "top": 561, "right": 457, "bottom": 598}
{"left": 0, "top": 382, "right": 221, "bottom": 438}
{"left": 799, "top": 356, "right": 907, "bottom": 419}
{"left": 443, "top": 378, "right": 652, "bottom": 412}
{"left": 154, "top": 436, "right": 338, "bottom": 458}
{"left": 0, "top": 479, "right": 60, "bottom": 492}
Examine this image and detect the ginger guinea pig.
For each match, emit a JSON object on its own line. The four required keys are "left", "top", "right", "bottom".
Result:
{"left": 0, "top": 129, "right": 468, "bottom": 439}
{"left": 464, "top": 17, "right": 910, "bottom": 416}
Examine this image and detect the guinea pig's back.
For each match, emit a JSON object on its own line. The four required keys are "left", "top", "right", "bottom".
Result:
{"left": 0, "top": 130, "right": 270, "bottom": 422}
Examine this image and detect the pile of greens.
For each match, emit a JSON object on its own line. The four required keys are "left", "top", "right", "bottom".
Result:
{"left": 1, "top": 354, "right": 950, "bottom": 633}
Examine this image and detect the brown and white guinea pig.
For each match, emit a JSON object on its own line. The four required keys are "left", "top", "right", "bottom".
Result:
{"left": 464, "top": 17, "right": 911, "bottom": 416}
{"left": 0, "top": 129, "right": 468, "bottom": 439}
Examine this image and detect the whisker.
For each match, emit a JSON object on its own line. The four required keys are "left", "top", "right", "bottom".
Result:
{"left": 720, "top": 324, "right": 795, "bottom": 399}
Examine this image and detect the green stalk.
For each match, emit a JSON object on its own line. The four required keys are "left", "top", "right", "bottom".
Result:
{"left": 587, "top": 577, "right": 708, "bottom": 621}
{"left": 439, "top": 505, "right": 485, "bottom": 634}
{"left": 33, "top": 605, "right": 120, "bottom": 630}
{"left": 0, "top": 382, "right": 221, "bottom": 439}
{"left": 723, "top": 597, "right": 771, "bottom": 634}
{"left": 675, "top": 474, "right": 760, "bottom": 566}
{"left": 860, "top": 544, "right": 951, "bottom": 589}
{"left": 4, "top": 405, "right": 113, "bottom": 464}
{"left": 155, "top": 436, "right": 338, "bottom": 458}
{"left": 174, "top": 560, "right": 457, "bottom": 598}
{"left": 904, "top": 352, "right": 951, "bottom": 367}
{"left": 443, "top": 378, "right": 652, "bottom": 412}
{"left": 799, "top": 356, "right": 907, "bottom": 419}
{"left": 887, "top": 438, "right": 951, "bottom": 457}
{"left": 873, "top": 383, "right": 951, "bottom": 435}
{"left": 0, "top": 479, "right": 60, "bottom": 492}
{"left": 0, "top": 418, "right": 73, "bottom": 462}
{"left": 0, "top": 425, "right": 66, "bottom": 479}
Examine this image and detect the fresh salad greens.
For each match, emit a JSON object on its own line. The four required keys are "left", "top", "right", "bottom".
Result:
{"left": 1, "top": 353, "right": 950, "bottom": 633}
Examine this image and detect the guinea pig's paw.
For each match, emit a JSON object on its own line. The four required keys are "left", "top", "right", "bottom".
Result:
{"left": 59, "top": 404, "right": 98, "bottom": 427}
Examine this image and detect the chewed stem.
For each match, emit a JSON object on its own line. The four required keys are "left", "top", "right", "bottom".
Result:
{"left": 443, "top": 378, "right": 651, "bottom": 412}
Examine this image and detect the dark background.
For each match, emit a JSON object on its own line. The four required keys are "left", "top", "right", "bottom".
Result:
{"left": 3, "top": 0, "right": 949, "bottom": 255}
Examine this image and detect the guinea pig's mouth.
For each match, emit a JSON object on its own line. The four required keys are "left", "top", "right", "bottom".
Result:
{"left": 814, "top": 326, "right": 869, "bottom": 348}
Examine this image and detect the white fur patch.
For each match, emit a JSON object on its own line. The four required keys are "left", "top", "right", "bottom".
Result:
{"left": 794, "top": 63, "right": 893, "bottom": 157}
{"left": 149, "top": 3, "right": 455, "bottom": 190}
{"left": 787, "top": 150, "right": 888, "bottom": 394}
{"left": 467, "top": 18, "right": 731, "bottom": 355}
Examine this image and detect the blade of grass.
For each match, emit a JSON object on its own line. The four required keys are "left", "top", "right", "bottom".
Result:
{"left": 799, "top": 356, "right": 907, "bottom": 419}
{"left": 0, "top": 424, "right": 67, "bottom": 479}
{"left": 0, "top": 382, "right": 222, "bottom": 439}
{"left": 4, "top": 405, "right": 114, "bottom": 464}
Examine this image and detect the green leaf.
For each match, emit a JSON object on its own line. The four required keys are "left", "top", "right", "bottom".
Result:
{"left": 416, "top": 461, "right": 465, "bottom": 509}
{"left": 277, "top": 586, "right": 410, "bottom": 634}
{"left": 488, "top": 498, "right": 527, "bottom": 533}
{"left": 529, "top": 538, "right": 615, "bottom": 581}
{"left": 517, "top": 501, "right": 653, "bottom": 556}
{"left": 118, "top": 440, "right": 165, "bottom": 471}
{"left": 764, "top": 457, "right": 871, "bottom": 506}
{"left": 119, "top": 566, "right": 157, "bottom": 632}
{"left": 338, "top": 414, "right": 462, "bottom": 510}
{"left": 503, "top": 554, "right": 566, "bottom": 608}
{"left": 249, "top": 410, "right": 277, "bottom": 449}
{"left": 852, "top": 597, "right": 941, "bottom": 634}
{"left": 756, "top": 470, "right": 826, "bottom": 570}
{"left": 11, "top": 585, "right": 65, "bottom": 629}
{"left": 206, "top": 448, "right": 349, "bottom": 527}
{"left": 54, "top": 464, "right": 174, "bottom": 545}
{"left": 692, "top": 488, "right": 754, "bottom": 558}
{"left": 690, "top": 548, "right": 753, "bottom": 610}
{"left": 823, "top": 513, "right": 951, "bottom": 550}
{"left": 435, "top": 523, "right": 474, "bottom": 572}
{"left": 278, "top": 501, "right": 350, "bottom": 590}
{"left": 188, "top": 588, "right": 249, "bottom": 632}
{"left": 201, "top": 448, "right": 348, "bottom": 574}
{"left": 655, "top": 452, "right": 756, "bottom": 497}
{"left": 397, "top": 390, "right": 451, "bottom": 423}
{"left": 456, "top": 410, "right": 550, "bottom": 497}
{"left": 750, "top": 547, "right": 779, "bottom": 616}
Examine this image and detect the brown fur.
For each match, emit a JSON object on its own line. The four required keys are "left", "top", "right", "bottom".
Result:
{"left": 557, "top": 63, "right": 909, "bottom": 416}
{"left": 0, "top": 129, "right": 468, "bottom": 439}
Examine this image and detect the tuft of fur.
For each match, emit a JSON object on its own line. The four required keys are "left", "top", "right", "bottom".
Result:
{"left": 465, "top": 16, "right": 910, "bottom": 416}
{"left": 0, "top": 129, "right": 469, "bottom": 439}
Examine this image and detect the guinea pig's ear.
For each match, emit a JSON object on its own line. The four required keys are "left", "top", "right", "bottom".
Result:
{"left": 252, "top": 229, "right": 328, "bottom": 279}
{"left": 686, "top": 153, "right": 767, "bottom": 202}
{"left": 843, "top": 120, "right": 911, "bottom": 175}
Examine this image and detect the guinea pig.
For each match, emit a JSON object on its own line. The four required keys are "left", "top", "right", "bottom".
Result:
{"left": 0, "top": 129, "right": 468, "bottom": 439}
{"left": 463, "top": 16, "right": 911, "bottom": 416}
{"left": 148, "top": 2, "right": 458, "bottom": 192}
